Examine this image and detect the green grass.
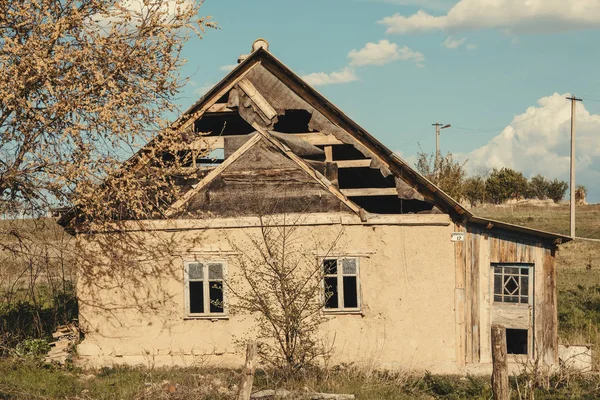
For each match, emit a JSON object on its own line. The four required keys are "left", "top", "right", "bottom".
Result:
{"left": 471, "top": 203, "right": 600, "bottom": 239}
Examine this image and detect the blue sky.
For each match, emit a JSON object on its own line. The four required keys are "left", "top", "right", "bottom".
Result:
{"left": 173, "top": 0, "right": 600, "bottom": 202}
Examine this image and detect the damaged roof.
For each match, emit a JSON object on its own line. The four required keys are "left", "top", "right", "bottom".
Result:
{"left": 60, "top": 39, "right": 571, "bottom": 244}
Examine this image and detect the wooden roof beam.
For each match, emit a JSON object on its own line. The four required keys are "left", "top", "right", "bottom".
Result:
{"left": 336, "top": 159, "right": 372, "bottom": 168}
{"left": 206, "top": 103, "right": 235, "bottom": 113}
{"left": 289, "top": 133, "right": 344, "bottom": 146}
{"left": 341, "top": 188, "right": 398, "bottom": 197}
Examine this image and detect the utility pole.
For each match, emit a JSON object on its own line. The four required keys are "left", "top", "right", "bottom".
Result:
{"left": 566, "top": 95, "right": 582, "bottom": 238}
{"left": 432, "top": 122, "right": 451, "bottom": 159}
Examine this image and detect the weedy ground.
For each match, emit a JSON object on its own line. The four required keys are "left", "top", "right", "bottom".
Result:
{"left": 2, "top": 359, "right": 600, "bottom": 399}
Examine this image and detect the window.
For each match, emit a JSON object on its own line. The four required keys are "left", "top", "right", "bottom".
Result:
{"left": 506, "top": 328, "right": 528, "bottom": 355}
{"left": 323, "top": 257, "right": 360, "bottom": 311}
{"left": 184, "top": 261, "right": 225, "bottom": 317}
{"left": 493, "top": 264, "right": 531, "bottom": 304}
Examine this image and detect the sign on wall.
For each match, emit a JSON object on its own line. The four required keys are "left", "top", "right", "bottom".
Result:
{"left": 451, "top": 232, "right": 465, "bottom": 242}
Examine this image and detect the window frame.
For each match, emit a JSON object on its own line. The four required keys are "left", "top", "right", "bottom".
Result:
{"left": 321, "top": 257, "right": 362, "bottom": 314}
{"left": 183, "top": 260, "right": 228, "bottom": 319}
{"left": 491, "top": 263, "right": 534, "bottom": 306}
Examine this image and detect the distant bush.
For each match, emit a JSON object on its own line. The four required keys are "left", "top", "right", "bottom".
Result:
{"left": 485, "top": 168, "right": 528, "bottom": 204}
{"left": 576, "top": 185, "right": 587, "bottom": 204}
{"left": 463, "top": 176, "right": 486, "bottom": 207}
{"left": 527, "top": 174, "right": 550, "bottom": 200}
{"left": 547, "top": 178, "right": 569, "bottom": 203}
{"left": 415, "top": 151, "right": 466, "bottom": 201}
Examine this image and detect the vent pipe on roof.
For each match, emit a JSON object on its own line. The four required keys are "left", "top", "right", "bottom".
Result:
{"left": 238, "top": 38, "right": 270, "bottom": 64}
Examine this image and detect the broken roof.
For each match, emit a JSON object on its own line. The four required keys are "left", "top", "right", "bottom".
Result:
{"left": 59, "top": 39, "right": 571, "bottom": 244}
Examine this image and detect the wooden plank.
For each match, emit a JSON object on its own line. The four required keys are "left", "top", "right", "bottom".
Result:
{"left": 470, "top": 233, "right": 481, "bottom": 362}
{"left": 336, "top": 159, "right": 372, "bottom": 168}
{"left": 341, "top": 188, "right": 397, "bottom": 197}
{"left": 465, "top": 229, "right": 473, "bottom": 363}
{"left": 189, "top": 136, "right": 224, "bottom": 151}
{"left": 534, "top": 244, "right": 544, "bottom": 361}
{"left": 491, "top": 305, "right": 530, "bottom": 329}
{"left": 479, "top": 233, "right": 492, "bottom": 363}
{"left": 324, "top": 146, "right": 333, "bottom": 162}
{"left": 176, "top": 62, "right": 261, "bottom": 133}
{"left": 238, "top": 79, "right": 277, "bottom": 120}
{"left": 291, "top": 133, "right": 344, "bottom": 146}
{"left": 207, "top": 103, "right": 235, "bottom": 113}
{"left": 165, "top": 134, "right": 263, "bottom": 217}
{"left": 454, "top": 223, "right": 467, "bottom": 367}
{"left": 543, "top": 247, "right": 558, "bottom": 364}
{"left": 251, "top": 125, "right": 362, "bottom": 215}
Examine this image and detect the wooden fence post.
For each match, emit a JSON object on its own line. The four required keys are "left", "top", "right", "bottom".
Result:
{"left": 491, "top": 324, "right": 509, "bottom": 400}
{"left": 237, "top": 341, "right": 257, "bottom": 400}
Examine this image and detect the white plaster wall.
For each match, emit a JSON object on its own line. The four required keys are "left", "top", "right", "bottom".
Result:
{"left": 76, "top": 215, "right": 459, "bottom": 373}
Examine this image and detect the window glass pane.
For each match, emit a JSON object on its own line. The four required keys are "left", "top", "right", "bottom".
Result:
{"left": 343, "top": 276, "right": 358, "bottom": 308}
{"left": 342, "top": 259, "right": 357, "bottom": 275}
{"left": 324, "top": 277, "right": 338, "bottom": 308}
{"left": 521, "top": 268, "right": 529, "bottom": 275}
{"left": 505, "top": 295, "right": 518, "bottom": 303}
{"left": 521, "top": 277, "right": 529, "bottom": 296}
{"left": 209, "top": 281, "right": 224, "bottom": 313}
{"left": 494, "top": 266, "right": 502, "bottom": 274}
{"left": 494, "top": 295, "right": 503, "bottom": 302}
{"left": 503, "top": 276, "right": 519, "bottom": 295}
{"left": 520, "top": 296, "right": 529, "bottom": 304}
{"left": 505, "top": 267, "right": 519, "bottom": 275}
{"left": 208, "top": 263, "right": 223, "bottom": 280}
{"left": 323, "top": 259, "right": 337, "bottom": 275}
{"left": 189, "top": 281, "right": 204, "bottom": 313}
{"left": 188, "top": 263, "right": 204, "bottom": 280}
{"left": 494, "top": 276, "right": 502, "bottom": 295}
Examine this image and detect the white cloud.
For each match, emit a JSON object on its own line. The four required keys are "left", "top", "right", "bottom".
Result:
{"left": 301, "top": 68, "right": 359, "bottom": 87}
{"left": 443, "top": 36, "right": 466, "bottom": 49}
{"left": 219, "top": 64, "right": 237, "bottom": 72}
{"left": 348, "top": 40, "right": 424, "bottom": 66}
{"left": 460, "top": 93, "right": 600, "bottom": 201}
{"left": 379, "top": 0, "right": 600, "bottom": 35}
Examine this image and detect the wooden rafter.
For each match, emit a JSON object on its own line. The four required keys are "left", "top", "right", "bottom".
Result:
{"left": 341, "top": 188, "right": 398, "bottom": 197}
{"left": 164, "top": 134, "right": 263, "bottom": 217}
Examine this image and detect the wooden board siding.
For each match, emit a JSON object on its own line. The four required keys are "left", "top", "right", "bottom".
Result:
{"left": 459, "top": 228, "right": 558, "bottom": 366}
{"left": 181, "top": 138, "right": 353, "bottom": 218}
{"left": 454, "top": 223, "right": 467, "bottom": 367}
{"left": 542, "top": 248, "right": 558, "bottom": 364}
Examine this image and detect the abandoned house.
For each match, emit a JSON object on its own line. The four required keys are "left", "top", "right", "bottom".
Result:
{"left": 59, "top": 39, "right": 571, "bottom": 373}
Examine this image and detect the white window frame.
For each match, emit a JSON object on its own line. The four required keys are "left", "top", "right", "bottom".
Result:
{"left": 321, "top": 257, "right": 361, "bottom": 314}
{"left": 183, "top": 260, "right": 228, "bottom": 319}
{"left": 492, "top": 263, "right": 533, "bottom": 305}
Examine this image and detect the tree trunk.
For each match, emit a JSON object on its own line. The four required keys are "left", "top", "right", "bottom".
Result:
{"left": 237, "top": 341, "right": 257, "bottom": 400}
{"left": 491, "top": 324, "right": 509, "bottom": 400}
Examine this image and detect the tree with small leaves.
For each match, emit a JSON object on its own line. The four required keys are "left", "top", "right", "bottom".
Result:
{"left": 0, "top": 0, "right": 215, "bottom": 218}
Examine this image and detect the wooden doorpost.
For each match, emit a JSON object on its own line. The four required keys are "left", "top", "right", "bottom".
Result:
{"left": 237, "top": 341, "right": 257, "bottom": 400}
{"left": 491, "top": 325, "right": 509, "bottom": 400}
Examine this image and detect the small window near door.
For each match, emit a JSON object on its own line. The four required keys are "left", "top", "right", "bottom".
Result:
{"left": 493, "top": 264, "right": 531, "bottom": 304}
{"left": 506, "top": 328, "right": 528, "bottom": 355}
